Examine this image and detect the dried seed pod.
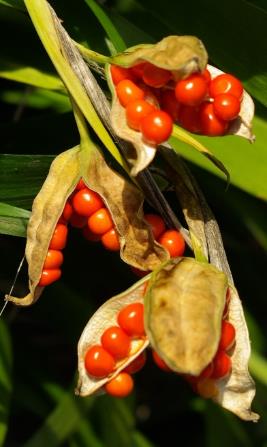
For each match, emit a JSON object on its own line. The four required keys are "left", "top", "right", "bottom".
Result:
{"left": 81, "top": 147, "right": 168, "bottom": 271}
{"left": 7, "top": 144, "right": 168, "bottom": 306}
{"left": 6, "top": 147, "right": 81, "bottom": 306}
{"left": 108, "top": 36, "right": 208, "bottom": 176}
{"left": 212, "top": 285, "right": 259, "bottom": 422}
{"left": 208, "top": 65, "right": 255, "bottom": 141}
{"left": 165, "top": 154, "right": 258, "bottom": 421}
{"left": 145, "top": 258, "right": 228, "bottom": 376}
{"left": 110, "top": 36, "right": 208, "bottom": 77}
{"left": 76, "top": 279, "right": 149, "bottom": 396}
{"left": 145, "top": 256, "right": 258, "bottom": 421}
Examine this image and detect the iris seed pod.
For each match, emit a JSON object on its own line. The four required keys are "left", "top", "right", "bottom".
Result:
{"left": 6, "top": 144, "right": 168, "bottom": 306}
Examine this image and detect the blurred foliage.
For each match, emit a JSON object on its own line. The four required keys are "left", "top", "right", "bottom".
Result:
{"left": 0, "top": 0, "right": 267, "bottom": 446}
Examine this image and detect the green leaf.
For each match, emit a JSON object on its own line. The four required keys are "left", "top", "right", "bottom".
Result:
{"left": 131, "top": 431, "right": 156, "bottom": 447}
{"left": 0, "top": 0, "right": 25, "bottom": 10}
{"left": 171, "top": 126, "right": 230, "bottom": 183}
{"left": 0, "top": 154, "right": 54, "bottom": 208}
{"left": 0, "top": 59, "right": 64, "bottom": 90}
{"left": 0, "top": 10, "right": 63, "bottom": 90}
{"left": 83, "top": 0, "right": 126, "bottom": 53}
{"left": 23, "top": 392, "right": 96, "bottom": 447}
{"left": 135, "top": 0, "right": 267, "bottom": 107}
{"left": 249, "top": 351, "right": 267, "bottom": 387}
{"left": 69, "top": 419, "right": 103, "bottom": 447}
{"left": 171, "top": 115, "right": 267, "bottom": 200}
{"left": 0, "top": 202, "right": 30, "bottom": 237}
{"left": 0, "top": 320, "right": 13, "bottom": 446}
{"left": 1, "top": 88, "right": 71, "bottom": 112}
{"left": 24, "top": 0, "right": 126, "bottom": 169}
{"left": 106, "top": 9, "right": 154, "bottom": 47}
{"left": 95, "top": 396, "right": 134, "bottom": 447}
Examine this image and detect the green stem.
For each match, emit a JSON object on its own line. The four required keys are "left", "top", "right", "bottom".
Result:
{"left": 75, "top": 42, "right": 110, "bottom": 65}
{"left": 24, "top": 0, "right": 126, "bottom": 170}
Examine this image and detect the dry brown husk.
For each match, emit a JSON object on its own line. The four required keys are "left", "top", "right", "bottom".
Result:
{"left": 6, "top": 146, "right": 81, "bottom": 306}
{"left": 109, "top": 36, "right": 208, "bottom": 77}
{"left": 6, "top": 144, "right": 168, "bottom": 307}
{"left": 145, "top": 258, "right": 228, "bottom": 376}
{"left": 214, "top": 284, "right": 259, "bottom": 421}
{"left": 76, "top": 278, "right": 149, "bottom": 396}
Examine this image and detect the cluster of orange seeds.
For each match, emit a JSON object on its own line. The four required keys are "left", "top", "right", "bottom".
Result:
{"left": 111, "top": 62, "right": 244, "bottom": 139}
{"left": 83, "top": 286, "right": 235, "bottom": 399}
{"left": 85, "top": 302, "right": 146, "bottom": 397}
{"left": 38, "top": 179, "right": 186, "bottom": 287}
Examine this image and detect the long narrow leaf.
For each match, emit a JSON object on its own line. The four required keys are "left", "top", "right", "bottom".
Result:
{"left": 83, "top": 0, "right": 126, "bottom": 53}
{"left": 0, "top": 60, "right": 64, "bottom": 91}
{"left": 23, "top": 393, "right": 95, "bottom": 447}
{"left": 0, "top": 0, "right": 25, "bottom": 10}
{"left": 24, "top": 0, "right": 126, "bottom": 169}
{"left": 0, "top": 154, "right": 54, "bottom": 208}
{"left": 0, "top": 202, "right": 30, "bottom": 237}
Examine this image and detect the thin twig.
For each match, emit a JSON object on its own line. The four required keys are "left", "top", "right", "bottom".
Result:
{"left": 0, "top": 255, "right": 25, "bottom": 318}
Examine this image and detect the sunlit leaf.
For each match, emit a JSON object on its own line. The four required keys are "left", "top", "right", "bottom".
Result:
{"left": 0, "top": 202, "right": 30, "bottom": 237}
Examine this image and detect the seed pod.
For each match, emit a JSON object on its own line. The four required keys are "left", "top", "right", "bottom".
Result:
{"left": 81, "top": 147, "right": 168, "bottom": 270}
{"left": 145, "top": 257, "right": 258, "bottom": 421}
{"left": 7, "top": 144, "right": 168, "bottom": 306}
{"left": 76, "top": 278, "right": 149, "bottom": 396}
{"left": 207, "top": 65, "right": 255, "bottom": 141}
{"left": 110, "top": 36, "right": 208, "bottom": 77}
{"left": 145, "top": 258, "right": 228, "bottom": 376}
{"left": 6, "top": 147, "right": 81, "bottom": 306}
{"left": 108, "top": 36, "right": 208, "bottom": 176}
{"left": 212, "top": 285, "right": 259, "bottom": 422}
{"left": 164, "top": 155, "right": 258, "bottom": 421}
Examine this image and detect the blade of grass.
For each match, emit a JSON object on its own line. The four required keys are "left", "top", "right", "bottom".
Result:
{"left": 68, "top": 418, "right": 104, "bottom": 447}
{"left": 95, "top": 396, "right": 134, "bottom": 447}
{"left": 0, "top": 0, "right": 25, "bottom": 10}
{"left": 1, "top": 88, "right": 71, "bottom": 112}
{"left": 83, "top": 0, "right": 126, "bottom": 53}
{"left": 0, "top": 202, "right": 30, "bottom": 237}
{"left": 24, "top": 0, "right": 126, "bottom": 169}
{"left": 0, "top": 154, "right": 54, "bottom": 208}
{"left": 23, "top": 392, "right": 95, "bottom": 447}
{"left": 0, "top": 59, "right": 64, "bottom": 90}
{"left": 171, "top": 125, "right": 230, "bottom": 183}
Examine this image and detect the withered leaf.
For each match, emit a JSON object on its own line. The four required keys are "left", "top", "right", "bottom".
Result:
{"left": 145, "top": 258, "right": 228, "bottom": 376}
{"left": 6, "top": 146, "right": 81, "bottom": 306}
{"left": 76, "top": 278, "right": 149, "bottom": 396}
{"left": 7, "top": 143, "right": 167, "bottom": 306}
